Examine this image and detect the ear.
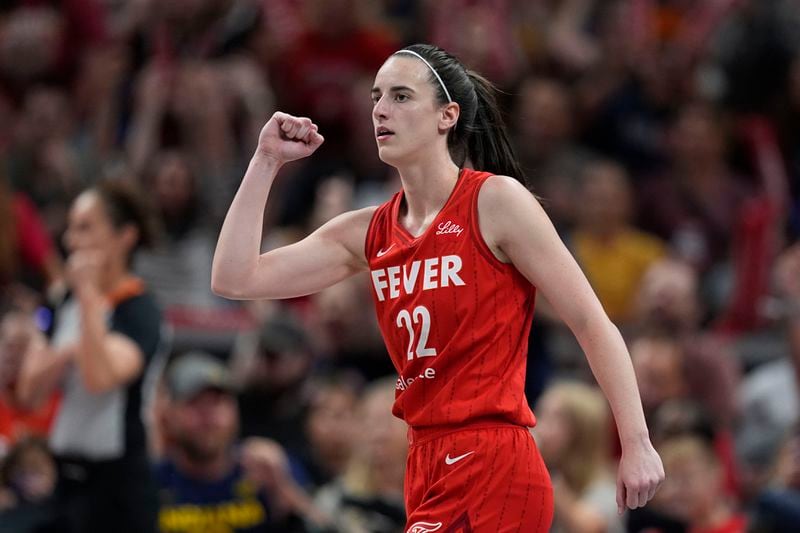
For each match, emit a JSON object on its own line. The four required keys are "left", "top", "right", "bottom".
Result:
{"left": 438, "top": 101, "right": 460, "bottom": 132}
{"left": 119, "top": 223, "right": 140, "bottom": 253}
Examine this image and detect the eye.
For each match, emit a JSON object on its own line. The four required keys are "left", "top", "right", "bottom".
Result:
{"left": 371, "top": 94, "right": 381, "bottom": 104}
{"left": 395, "top": 93, "right": 409, "bottom": 102}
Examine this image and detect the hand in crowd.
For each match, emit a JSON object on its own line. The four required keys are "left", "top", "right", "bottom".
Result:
{"left": 240, "top": 437, "right": 332, "bottom": 527}
{"left": 134, "top": 62, "right": 173, "bottom": 116}
{"left": 129, "top": 60, "right": 251, "bottom": 173}
{"left": 240, "top": 437, "right": 292, "bottom": 493}
{"left": 171, "top": 62, "right": 231, "bottom": 122}
{"left": 77, "top": 46, "right": 129, "bottom": 105}
{"left": 220, "top": 57, "right": 275, "bottom": 147}
{"left": 11, "top": 314, "right": 75, "bottom": 410}
{"left": 66, "top": 250, "right": 107, "bottom": 296}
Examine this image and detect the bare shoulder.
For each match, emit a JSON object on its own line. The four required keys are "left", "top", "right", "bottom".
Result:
{"left": 478, "top": 174, "right": 538, "bottom": 208}
{"left": 477, "top": 175, "right": 546, "bottom": 256}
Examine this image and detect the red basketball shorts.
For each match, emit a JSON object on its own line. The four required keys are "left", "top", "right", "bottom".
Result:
{"left": 404, "top": 423, "right": 554, "bottom": 533}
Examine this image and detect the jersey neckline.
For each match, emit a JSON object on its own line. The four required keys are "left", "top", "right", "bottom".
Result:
{"left": 392, "top": 167, "right": 467, "bottom": 243}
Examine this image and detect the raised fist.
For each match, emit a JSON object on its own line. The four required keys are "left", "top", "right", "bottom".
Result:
{"left": 256, "top": 112, "right": 324, "bottom": 164}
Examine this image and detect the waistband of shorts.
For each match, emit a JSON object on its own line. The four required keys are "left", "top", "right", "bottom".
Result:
{"left": 407, "top": 417, "right": 529, "bottom": 446}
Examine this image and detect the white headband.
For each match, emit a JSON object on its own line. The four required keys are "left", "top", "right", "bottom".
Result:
{"left": 394, "top": 49, "right": 453, "bottom": 103}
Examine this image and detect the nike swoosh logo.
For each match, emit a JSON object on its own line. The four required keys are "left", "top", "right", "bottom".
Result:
{"left": 445, "top": 451, "right": 474, "bottom": 465}
{"left": 376, "top": 244, "right": 395, "bottom": 257}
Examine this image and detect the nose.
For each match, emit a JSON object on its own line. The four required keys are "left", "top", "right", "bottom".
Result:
{"left": 372, "top": 94, "right": 389, "bottom": 122}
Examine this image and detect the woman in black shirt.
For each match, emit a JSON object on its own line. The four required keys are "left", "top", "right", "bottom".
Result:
{"left": 18, "top": 179, "right": 163, "bottom": 533}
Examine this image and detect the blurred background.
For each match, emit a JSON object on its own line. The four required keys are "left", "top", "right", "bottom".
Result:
{"left": 1, "top": 0, "right": 800, "bottom": 532}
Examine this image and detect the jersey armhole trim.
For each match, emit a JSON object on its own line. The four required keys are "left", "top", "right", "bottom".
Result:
{"left": 471, "top": 174, "right": 516, "bottom": 272}
{"left": 365, "top": 203, "right": 386, "bottom": 263}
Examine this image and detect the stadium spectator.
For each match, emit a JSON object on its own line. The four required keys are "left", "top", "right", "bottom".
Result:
{"left": 0, "top": 307, "right": 61, "bottom": 456}
{"left": 630, "top": 331, "right": 741, "bottom": 500}
{"left": 232, "top": 314, "right": 315, "bottom": 454}
{"left": 570, "top": 159, "right": 665, "bottom": 325}
{"left": 0, "top": 173, "right": 64, "bottom": 297}
{"left": 312, "top": 377, "right": 407, "bottom": 532}
{"left": 752, "top": 425, "right": 800, "bottom": 532}
{"left": 511, "top": 75, "right": 592, "bottom": 231}
{"left": 302, "top": 373, "right": 361, "bottom": 488}
{"left": 654, "top": 436, "right": 747, "bottom": 533}
{"left": 637, "top": 102, "right": 752, "bottom": 273}
{"left": 533, "top": 381, "right": 623, "bottom": 533}
{"left": 156, "top": 351, "right": 327, "bottom": 532}
{"left": 0, "top": 437, "right": 58, "bottom": 533}
{"left": 631, "top": 259, "right": 741, "bottom": 428}
{"left": 135, "top": 150, "right": 228, "bottom": 312}
{"left": 272, "top": 0, "right": 397, "bottom": 153}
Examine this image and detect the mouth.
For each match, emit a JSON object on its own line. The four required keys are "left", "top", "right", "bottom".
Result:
{"left": 376, "top": 126, "right": 394, "bottom": 141}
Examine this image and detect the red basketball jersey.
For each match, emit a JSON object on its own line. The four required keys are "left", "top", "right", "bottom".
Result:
{"left": 365, "top": 168, "right": 537, "bottom": 429}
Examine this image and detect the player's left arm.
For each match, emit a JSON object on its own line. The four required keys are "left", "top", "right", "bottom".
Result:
{"left": 478, "top": 175, "right": 664, "bottom": 513}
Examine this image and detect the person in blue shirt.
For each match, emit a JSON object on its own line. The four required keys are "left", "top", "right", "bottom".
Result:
{"left": 155, "top": 351, "right": 329, "bottom": 533}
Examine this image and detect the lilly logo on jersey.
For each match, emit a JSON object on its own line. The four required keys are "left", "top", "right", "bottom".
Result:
{"left": 407, "top": 521, "right": 443, "bottom": 533}
{"left": 436, "top": 220, "right": 464, "bottom": 237}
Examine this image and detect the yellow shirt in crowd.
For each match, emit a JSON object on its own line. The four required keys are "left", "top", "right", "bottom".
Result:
{"left": 572, "top": 230, "right": 666, "bottom": 323}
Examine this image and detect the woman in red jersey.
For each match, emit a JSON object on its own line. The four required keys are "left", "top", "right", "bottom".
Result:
{"left": 212, "top": 43, "right": 664, "bottom": 532}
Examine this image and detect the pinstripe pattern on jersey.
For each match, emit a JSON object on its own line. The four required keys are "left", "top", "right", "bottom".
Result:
{"left": 366, "top": 168, "right": 538, "bottom": 430}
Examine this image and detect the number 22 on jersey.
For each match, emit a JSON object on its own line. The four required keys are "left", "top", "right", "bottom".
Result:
{"left": 396, "top": 305, "right": 437, "bottom": 360}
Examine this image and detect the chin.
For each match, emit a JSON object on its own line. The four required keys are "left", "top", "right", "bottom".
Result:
{"left": 377, "top": 144, "right": 412, "bottom": 168}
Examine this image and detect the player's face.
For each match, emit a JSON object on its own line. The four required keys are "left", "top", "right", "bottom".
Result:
{"left": 371, "top": 56, "right": 447, "bottom": 166}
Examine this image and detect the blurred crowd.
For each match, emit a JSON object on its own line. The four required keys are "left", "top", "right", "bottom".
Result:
{"left": 1, "top": 0, "right": 800, "bottom": 532}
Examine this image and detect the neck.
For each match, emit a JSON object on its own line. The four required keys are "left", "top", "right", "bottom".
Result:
{"left": 99, "top": 262, "right": 130, "bottom": 294}
{"left": 173, "top": 449, "right": 232, "bottom": 482}
{"left": 396, "top": 151, "right": 460, "bottom": 223}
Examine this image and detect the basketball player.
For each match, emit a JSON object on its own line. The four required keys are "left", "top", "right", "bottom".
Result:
{"left": 212, "top": 44, "right": 664, "bottom": 532}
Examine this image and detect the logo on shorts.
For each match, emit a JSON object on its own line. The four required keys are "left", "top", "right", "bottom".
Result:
{"left": 407, "top": 521, "right": 443, "bottom": 533}
{"left": 445, "top": 451, "right": 474, "bottom": 465}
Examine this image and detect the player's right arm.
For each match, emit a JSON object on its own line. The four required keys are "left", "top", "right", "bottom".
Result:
{"left": 212, "top": 112, "right": 373, "bottom": 300}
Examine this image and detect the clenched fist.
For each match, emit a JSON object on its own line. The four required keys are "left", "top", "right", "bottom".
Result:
{"left": 66, "top": 250, "right": 106, "bottom": 295}
{"left": 256, "top": 112, "right": 324, "bottom": 165}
